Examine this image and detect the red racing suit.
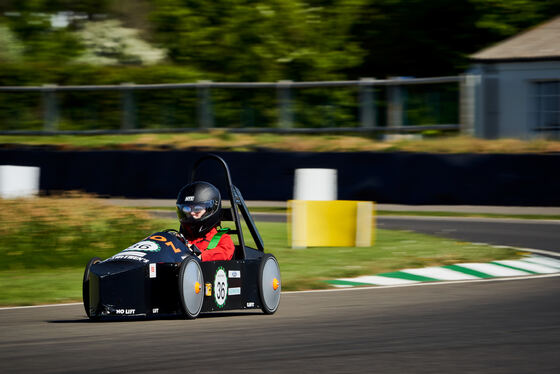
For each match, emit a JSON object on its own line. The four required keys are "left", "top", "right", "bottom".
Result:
{"left": 188, "top": 227, "right": 235, "bottom": 262}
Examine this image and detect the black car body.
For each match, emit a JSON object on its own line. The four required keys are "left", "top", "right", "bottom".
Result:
{"left": 83, "top": 154, "right": 281, "bottom": 319}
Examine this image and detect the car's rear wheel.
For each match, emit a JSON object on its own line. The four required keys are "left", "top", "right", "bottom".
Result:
{"left": 178, "top": 256, "right": 204, "bottom": 319}
{"left": 82, "top": 257, "right": 101, "bottom": 319}
{"left": 258, "top": 254, "right": 281, "bottom": 314}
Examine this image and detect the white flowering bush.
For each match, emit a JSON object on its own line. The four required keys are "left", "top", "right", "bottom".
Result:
{"left": 75, "top": 19, "right": 167, "bottom": 65}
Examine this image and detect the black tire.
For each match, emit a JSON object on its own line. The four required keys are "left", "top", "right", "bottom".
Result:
{"left": 258, "top": 254, "right": 281, "bottom": 314}
{"left": 178, "top": 256, "right": 204, "bottom": 319}
{"left": 82, "top": 257, "right": 101, "bottom": 319}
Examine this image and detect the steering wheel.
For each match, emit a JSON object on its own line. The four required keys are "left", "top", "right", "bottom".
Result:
{"left": 163, "top": 229, "right": 201, "bottom": 257}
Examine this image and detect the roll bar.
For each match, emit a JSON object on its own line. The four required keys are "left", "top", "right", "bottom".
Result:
{"left": 190, "top": 154, "right": 265, "bottom": 258}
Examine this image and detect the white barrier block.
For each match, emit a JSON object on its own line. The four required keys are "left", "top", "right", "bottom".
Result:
{"left": 0, "top": 165, "right": 40, "bottom": 198}
{"left": 294, "top": 168, "right": 337, "bottom": 201}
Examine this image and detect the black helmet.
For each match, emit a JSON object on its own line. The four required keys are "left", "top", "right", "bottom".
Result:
{"left": 176, "top": 181, "right": 221, "bottom": 238}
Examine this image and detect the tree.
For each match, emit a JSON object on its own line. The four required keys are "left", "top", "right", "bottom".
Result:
{"left": 470, "top": 0, "right": 560, "bottom": 39}
{"left": 0, "top": 23, "right": 24, "bottom": 63}
{"left": 0, "top": 0, "right": 111, "bottom": 18}
{"left": 2, "top": 12, "right": 83, "bottom": 64}
{"left": 149, "top": 0, "right": 364, "bottom": 81}
{"left": 350, "top": 0, "right": 560, "bottom": 79}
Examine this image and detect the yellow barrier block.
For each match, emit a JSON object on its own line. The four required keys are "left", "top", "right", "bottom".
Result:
{"left": 288, "top": 200, "right": 375, "bottom": 248}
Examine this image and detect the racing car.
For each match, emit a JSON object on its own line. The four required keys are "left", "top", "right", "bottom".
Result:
{"left": 82, "top": 154, "right": 281, "bottom": 319}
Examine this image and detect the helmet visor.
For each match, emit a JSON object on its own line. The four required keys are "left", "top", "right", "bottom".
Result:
{"left": 176, "top": 200, "right": 218, "bottom": 222}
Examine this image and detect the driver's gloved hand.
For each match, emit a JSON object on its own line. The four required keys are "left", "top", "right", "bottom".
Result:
{"left": 174, "top": 231, "right": 187, "bottom": 244}
{"left": 189, "top": 243, "right": 202, "bottom": 256}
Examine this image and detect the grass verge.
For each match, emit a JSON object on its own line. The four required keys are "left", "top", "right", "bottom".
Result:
{"left": 2, "top": 133, "right": 560, "bottom": 153}
{"left": 0, "top": 216, "right": 522, "bottom": 306}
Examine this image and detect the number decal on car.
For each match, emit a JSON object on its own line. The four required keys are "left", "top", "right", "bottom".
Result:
{"left": 149, "top": 235, "right": 181, "bottom": 253}
{"left": 124, "top": 241, "right": 160, "bottom": 252}
{"left": 214, "top": 267, "right": 228, "bottom": 308}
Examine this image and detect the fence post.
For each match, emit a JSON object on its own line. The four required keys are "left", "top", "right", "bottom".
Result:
{"left": 387, "top": 77, "right": 405, "bottom": 128}
{"left": 459, "top": 74, "right": 478, "bottom": 136}
{"left": 277, "top": 80, "right": 293, "bottom": 128}
{"left": 197, "top": 80, "right": 214, "bottom": 128}
{"left": 359, "top": 78, "right": 376, "bottom": 128}
{"left": 121, "top": 83, "right": 136, "bottom": 130}
{"left": 42, "top": 84, "right": 59, "bottom": 131}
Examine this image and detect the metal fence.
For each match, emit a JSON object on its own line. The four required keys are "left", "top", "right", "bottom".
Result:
{"left": 0, "top": 75, "right": 476, "bottom": 135}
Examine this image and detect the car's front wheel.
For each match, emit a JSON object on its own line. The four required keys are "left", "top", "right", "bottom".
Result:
{"left": 82, "top": 257, "right": 101, "bottom": 319}
{"left": 178, "top": 256, "right": 204, "bottom": 319}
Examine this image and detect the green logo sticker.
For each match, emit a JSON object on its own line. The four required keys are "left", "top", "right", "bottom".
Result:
{"left": 124, "top": 241, "right": 161, "bottom": 252}
{"left": 214, "top": 267, "right": 228, "bottom": 308}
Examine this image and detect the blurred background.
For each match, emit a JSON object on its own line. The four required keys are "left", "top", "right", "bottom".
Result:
{"left": 2, "top": 6, "right": 560, "bottom": 371}
{"left": 0, "top": 0, "right": 558, "bottom": 134}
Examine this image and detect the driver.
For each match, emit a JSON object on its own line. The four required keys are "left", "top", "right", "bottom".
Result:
{"left": 175, "top": 181, "right": 235, "bottom": 261}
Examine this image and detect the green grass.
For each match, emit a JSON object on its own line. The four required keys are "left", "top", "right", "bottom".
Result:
{"left": 0, "top": 196, "right": 168, "bottom": 270}
{"left": 0, "top": 268, "right": 85, "bottom": 306}
{"left": 2, "top": 133, "right": 560, "bottom": 153}
{"left": 0, "top": 216, "right": 523, "bottom": 306}
{"left": 251, "top": 221, "right": 522, "bottom": 291}
{"left": 0, "top": 196, "right": 526, "bottom": 306}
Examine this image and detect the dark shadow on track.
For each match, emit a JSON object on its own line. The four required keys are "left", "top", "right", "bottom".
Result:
{"left": 48, "top": 311, "right": 263, "bottom": 323}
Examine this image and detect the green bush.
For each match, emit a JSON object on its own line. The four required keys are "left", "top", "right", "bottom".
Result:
{"left": 0, "top": 194, "right": 158, "bottom": 270}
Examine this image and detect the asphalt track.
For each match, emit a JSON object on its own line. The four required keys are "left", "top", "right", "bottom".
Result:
{"left": 1, "top": 276, "right": 559, "bottom": 373}
{"left": 377, "top": 216, "right": 560, "bottom": 254}
{"left": 2, "top": 212, "right": 559, "bottom": 373}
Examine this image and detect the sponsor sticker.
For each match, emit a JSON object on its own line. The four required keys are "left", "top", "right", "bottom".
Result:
{"left": 214, "top": 267, "right": 228, "bottom": 308}
{"left": 205, "top": 283, "right": 212, "bottom": 297}
{"left": 228, "top": 270, "right": 241, "bottom": 278}
{"left": 120, "top": 251, "right": 146, "bottom": 257}
{"left": 185, "top": 196, "right": 195, "bottom": 201}
{"left": 124, "top": 241, "right": 160, "bottom": 252}
{"left": 116, "top": 309, "right": 135, "bottom": 315}
{"left": 109, "top": 255, "right": 150, "bottom": 263}
{"left": 149, "top": 263, "right": 157, "bottom": 278}
{"left": 152, "top": 308, "right": 159, "bottom": 314}
{"left": 246, "top": 302, "right": 255, "bottom": 308}
{"left": 228, "top": 287, "right": 241, "bottom": 296}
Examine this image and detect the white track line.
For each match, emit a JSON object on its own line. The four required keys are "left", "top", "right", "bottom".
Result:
{"left": 336, "top": 275, "right": 418, "bottom": 286}
{"left": 493, "top": 260, "right": 559, "bottom": 274}
{"left": 523, "top": 256, "right": 560, "bottom": 269}
{"left": 454, "top": 263, "right": 530, "bottom": 277}
{"left": 0, "top": 302, "right": 82, "bottom": 311}
{"left": 401, "top": 266, "right": 479, "bottom": 280}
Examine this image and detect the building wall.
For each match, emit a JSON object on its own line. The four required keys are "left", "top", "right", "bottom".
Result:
{"left": 473, "top": 60, "right": 560, "bottom": 139}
